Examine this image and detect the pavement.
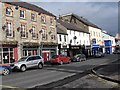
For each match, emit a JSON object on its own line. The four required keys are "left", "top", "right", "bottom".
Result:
{"left": 92, "top": 58, "right": 120, "bottom": 84}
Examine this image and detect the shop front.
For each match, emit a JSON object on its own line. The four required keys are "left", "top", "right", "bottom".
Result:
{"left": 69, "top": 44, "right": 84, "bottom": 58}
{"left": 41, "top": 42, "right": 57, "bottom": 62}
{"left": 58, "top": 44, "right": 69, "bottom": 56}
{"left": 0, "top": 41, "right": 18, "bottom": 64}
{"left": 22, "top": 42, "right": 40, "bottom": 57}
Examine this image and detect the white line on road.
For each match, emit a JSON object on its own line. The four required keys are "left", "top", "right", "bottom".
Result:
{"left": 0, "top": 84, "right": 18, "bottom": 88}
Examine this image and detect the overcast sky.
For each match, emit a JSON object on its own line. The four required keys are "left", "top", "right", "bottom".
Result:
{"left": 27, "top": 2, "right": 118, "bottom": 36}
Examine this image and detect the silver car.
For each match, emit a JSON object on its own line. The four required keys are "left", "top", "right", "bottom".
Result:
{"left": 10, "top": 55, "right": 44, "bottom": 72}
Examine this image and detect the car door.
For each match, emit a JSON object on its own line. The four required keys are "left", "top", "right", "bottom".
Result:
{"left": 32, "top": 56, "right": 40, "bottom": 66}
{"left": 26, "top": 57, "right": 34, "bottom": 68}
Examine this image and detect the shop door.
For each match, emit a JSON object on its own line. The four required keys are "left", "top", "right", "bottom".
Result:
{"left": 43, "top": 52, "right": 49, "bottom": 62}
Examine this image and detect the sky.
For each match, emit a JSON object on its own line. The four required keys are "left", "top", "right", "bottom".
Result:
{"left": 22, "top": 1, "right": 118, "bottom": 36}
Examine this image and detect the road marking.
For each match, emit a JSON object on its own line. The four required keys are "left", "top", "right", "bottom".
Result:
{"left": 0, "top": 85, "right": 18, "bottom": 88}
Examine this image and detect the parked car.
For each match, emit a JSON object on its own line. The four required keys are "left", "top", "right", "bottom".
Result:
{"left": 113, "top": 50, "right": 120, "bottom": 54}
{"left": 71, "top": 54, "right": 86, "bottom": 62}
{"left": 10, "top": 55, "right": 44, "bottom": 72}
{"left": 0, "top": 64, "right": 12, "bottom": 76}
{"left": 94, "top": 52, "right": 104, "bottom": 58}
{"left": 50, "top": 55, "right": 71, "bottom": 65}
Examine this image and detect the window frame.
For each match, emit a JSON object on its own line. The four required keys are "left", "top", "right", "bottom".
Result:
{"left": 6, "top": 7, "right": 13, "bottom": 16}
{"left": 6, "top": 21, "right": 13, "bottom": 37}
{"left": 41, "top": 15, "right": 46, "bottom": 23}
{"left": 20, "top": 9, "right": 26, "bottom": 19}
{"left": 31, "top": 13, "right": 37, "bottom": 21}
{"left": 21, "top": 24, "right": 27, "bottom": 38}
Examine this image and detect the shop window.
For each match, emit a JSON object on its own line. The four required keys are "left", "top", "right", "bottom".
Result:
{"left": 6, "top": 22, "right": 13, "bottom": 37}
{"left": 0, "top": 53, "right": 2, "bottom": 64}
{"left": 20, "top": 10, "right": 26, "bottom": 19}
{"left": 6, "top": 7, "right": 13, "bottom": 16}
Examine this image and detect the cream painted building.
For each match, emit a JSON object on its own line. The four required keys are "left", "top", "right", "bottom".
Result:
{"left": 89, "top": 26, "right": 102, "bottom": 45}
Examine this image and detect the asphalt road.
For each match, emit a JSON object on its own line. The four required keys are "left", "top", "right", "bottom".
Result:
{"left": 1, "top": 54, "right": 118, "bottom": 88}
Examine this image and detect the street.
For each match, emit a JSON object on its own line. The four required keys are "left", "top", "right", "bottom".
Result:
{"left": 1, "top": 54, "right": 119, "bottom": 88}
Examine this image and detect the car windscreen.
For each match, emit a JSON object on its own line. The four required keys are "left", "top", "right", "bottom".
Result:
{"left": 52, "top": 55, "right": 58, "bottom": 59}
{"left": 18, "top": 57, "right": 27, "bottom": 62}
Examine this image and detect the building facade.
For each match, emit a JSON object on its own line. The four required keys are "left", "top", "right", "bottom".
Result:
{"left": 60, "top": 13, "right": 103, "bottom": 55}
{"left": 102, "top": 31, "right": 116, "bottom": 54}
{"left": 57, "top": 19, "right": 90, "bottom": 57}
{"left": 57, "top": 23, "right": 69, "bottom": 56}
{"left": 0, "top": 1, "right": 57, "bottom": 64}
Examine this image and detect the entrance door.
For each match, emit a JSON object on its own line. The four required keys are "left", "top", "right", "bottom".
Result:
{"left": 42, "top": 51, "right": 50, "bottom": 62}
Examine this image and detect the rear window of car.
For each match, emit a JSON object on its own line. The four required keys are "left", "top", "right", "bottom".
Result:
{"left": 52, "top": 55, "right": 58, "bottom": 59}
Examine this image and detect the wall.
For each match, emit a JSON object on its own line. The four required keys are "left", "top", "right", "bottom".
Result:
{"left": 89, "top": 26, "right": 102, "bottom": 45}
{"left": 67, "top": 30, "right": 90, "bottom": 46}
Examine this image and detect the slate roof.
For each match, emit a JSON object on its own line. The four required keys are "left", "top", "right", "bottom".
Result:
{"left": 57, "top": 27, "right": 68, "bottom": 35}
{"left": 3, "top": 1, "right": 56, "bottom": 17}
{"left": 57, "top": 19, "right": 89, "bottom": 34}
{"left": 63, "top": 13, "right": 101, "bottom": 29}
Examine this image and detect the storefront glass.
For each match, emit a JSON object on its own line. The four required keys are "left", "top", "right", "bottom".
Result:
{"left": 1, "top": 47, "right": 14, "bottom": 64}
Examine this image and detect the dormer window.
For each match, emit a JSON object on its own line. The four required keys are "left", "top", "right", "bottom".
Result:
{"left": 6, "top": 7, "right": 13, "bottom": 16}
{"left": 20, "top": 10, "right": 25, "bottom": 19}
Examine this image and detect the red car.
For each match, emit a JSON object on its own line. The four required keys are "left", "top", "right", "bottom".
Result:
{"left": 50, "top": 55, "right": 71, "bottom": 65}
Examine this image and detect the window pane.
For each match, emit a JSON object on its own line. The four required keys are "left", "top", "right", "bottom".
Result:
{"left": 3, "top": 48, "right": 8, "bottom": 52}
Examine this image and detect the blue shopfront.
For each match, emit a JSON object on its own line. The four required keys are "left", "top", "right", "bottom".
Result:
{"left": 92, "top": 44, "right": 100, "bottom": 55}
{"left": 104, "top": 40, "right": 112, "bottom": 54}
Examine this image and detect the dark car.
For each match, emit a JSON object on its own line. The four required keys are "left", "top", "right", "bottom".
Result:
{"left": 94, "top": 52, "right": 104, "bottom": 58}
{"left": 50, "top": 55, "right": 71, "bottom": 65}
{"left": 113, "top": 50, "right": 120, "bottom": 54}
{"left": 72, "top": 54, "right": 86, "bottom": 62}
{"left": 0, "top": 64, "right": 12, "bottom": 76}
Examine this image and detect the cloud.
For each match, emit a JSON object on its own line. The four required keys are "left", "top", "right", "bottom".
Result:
{"left": 28, "top": 2, "right": 118, "bottom": 35}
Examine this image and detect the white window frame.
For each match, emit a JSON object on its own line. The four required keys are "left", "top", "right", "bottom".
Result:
{"left": 6, "top": 7, "right": 13, "bottom": 16}
{"left": 6, "top": 22, "right": 13, "bottom": 37}
{"left": 21, "top": 24, "right": 26, "bottom": 38}
{"left": 20, "top": 10, "right": 26, "bottom": 19}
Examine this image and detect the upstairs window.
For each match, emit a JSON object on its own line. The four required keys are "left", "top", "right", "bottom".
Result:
{"left": 21, "top": 24, "right": 26, "bottom": 38}
{"left": 41, "top": 15, "right": 46, "bottom": 23}
{"left": 6, "top": 21, "right": 13, "bottom": 37}
{"left": 64, "top": 35, "right": 66, "bottom": 42}
{"left": 50, "top": 17, "right": 53, "bottom": 25}
{"left": 6, "top": 7, "right": 13, "bottom": 16}
{"left": 32, "top": 26, "right": 37, "bottom": 39}
{"left": 41, "top": 27, "right": 47, "bottom": 40}
{"left": 59, "top": 35, "right": 62, "bottom": 41}
{"left": 31, "top": 13, "right": 36, "bottom": 21}
{"left": 20, "top": 10, "right": 25, "bottom": 19}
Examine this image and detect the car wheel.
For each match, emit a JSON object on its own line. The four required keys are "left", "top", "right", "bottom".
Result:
{"left": 59, "top": 61, "right": 63, "bottom": 65}
{"left": 68, "top": 60, "right": 71, "bottom": 64}
{"left": 84, "top": 58, "right": 86, "bottom": 61}
{"left": 2, "top": 68, "right": 10, "bottom": 76}
{"left": 20, "top": 65, "right": 26, "bottom": 72}
{"left": 38, "top": 63, "right": 43, "bottom": 69}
